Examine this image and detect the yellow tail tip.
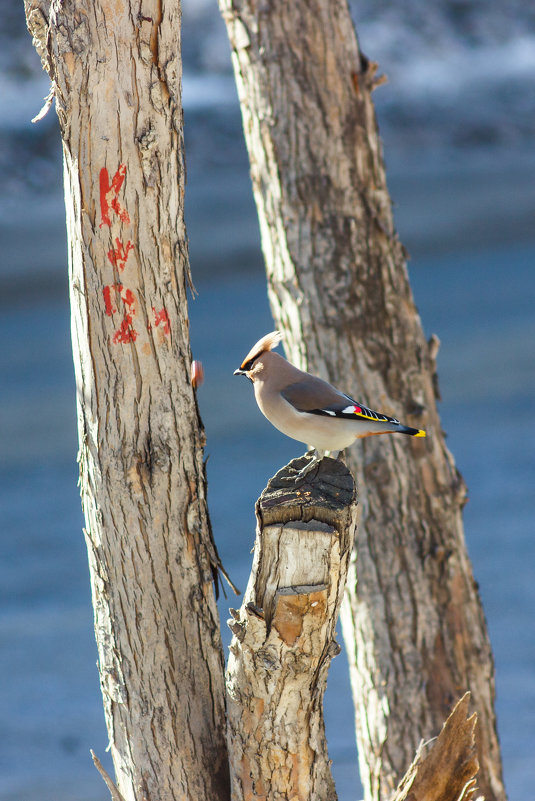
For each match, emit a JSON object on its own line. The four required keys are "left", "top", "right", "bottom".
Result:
{"left": 414, "top": 429, "right": 426, "bottom": 438}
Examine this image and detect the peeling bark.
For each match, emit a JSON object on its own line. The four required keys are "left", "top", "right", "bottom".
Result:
{"left": 392, "top": 693, "right": 482, "bottom": 801}
{"left": 219, "top": 1, "right": 505, "bottom": 800}
{"left": 25, "top": 2, "right": 229, "bottom": 799}
{"left": 226, "top": 455, "right": 357, "bottom": 801}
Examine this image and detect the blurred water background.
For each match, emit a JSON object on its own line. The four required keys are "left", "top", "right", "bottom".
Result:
{"left": 1, "top": 1, "right": 534, "bottom": 799}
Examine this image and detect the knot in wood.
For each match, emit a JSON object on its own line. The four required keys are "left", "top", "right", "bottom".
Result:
{"left": 227, "top": 618, "right": 246, "bottom": 642}
{"left": 256, "top": 647, "right": 280, "bottom": 673}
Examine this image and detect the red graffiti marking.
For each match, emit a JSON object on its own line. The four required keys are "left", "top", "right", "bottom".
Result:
{"left": 122, "top": 288, "right": 136, "bottom": 311}
{"left": 103, "top": 284, "right": 139, "bottom": 343}
{"left": 152, "top": 307, "right": 170, "bottom": 335}
{"left": 99, "top": 165, "right": 130, "bottom": 228}
{"left": 113, "top": 315, "right": 138, "bottom": 344}
{"left": 103, "top": 284, "right": 135, "bottom": 313}
{"left": 107, "top": 238, "right": 134, "bottom": 271}
{"left": 99, "top": 166, "right": 141, "bottom": 344}
{"left": 103, "top": 283, "right": 123, "bottom": 316}
{"left": 103, "top": 285, "right": 116, "bottom": 316}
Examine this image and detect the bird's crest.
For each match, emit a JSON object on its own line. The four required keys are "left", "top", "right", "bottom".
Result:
{"left": 240, "top": 331, "right": 282, "bottom": 369}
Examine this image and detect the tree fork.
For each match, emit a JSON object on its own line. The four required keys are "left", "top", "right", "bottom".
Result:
{"left": 226, "top": 455, "right": 358, "bottom": 801}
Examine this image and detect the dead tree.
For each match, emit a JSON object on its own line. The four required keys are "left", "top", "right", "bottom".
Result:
{"left": 226, "top": 455, "right": 357, "bottom": 800}
{"left": 225, "top": 457, "right": 483, "bottom": 801}
{"left": 24, "top": 2, "right": 229, "bottom": 799}
{"left": 219, "top": 1, "right": 506, "bottom": 799}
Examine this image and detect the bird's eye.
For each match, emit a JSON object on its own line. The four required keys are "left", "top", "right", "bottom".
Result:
{"left": 241, "top": 357, "right": 257, "bottom": 371}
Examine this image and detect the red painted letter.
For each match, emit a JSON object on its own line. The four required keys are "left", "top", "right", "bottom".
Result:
{"left": 113, "top": 315, "right": 138, "bottom": 344}
{"left": 99, "top": 165, "right": 130, "bottom": 228}
{"left": 107, "top": 238, "right": 134, "bottom": 271}
{"left": 152, "top": 307, "right": 170, "bottom": 335}
{"left": 103, "top": 284, "right": 139, "bottom": 343}
{"left": 103, "top": 284, "right": 123, "bottom": 316}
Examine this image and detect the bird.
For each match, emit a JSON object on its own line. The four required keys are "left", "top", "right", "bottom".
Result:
{"left": 234, "top": 331, "right": 426, "bottom": 477}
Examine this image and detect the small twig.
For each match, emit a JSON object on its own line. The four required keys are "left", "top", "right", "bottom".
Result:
{"left": 31, "top": 81, "right": 56, "bottom": 123}
{"left": 218, "top": 561, "right": 241, "bottom": 596}
{"left": 90, "top": 750, "right": 127, "bottom": 801}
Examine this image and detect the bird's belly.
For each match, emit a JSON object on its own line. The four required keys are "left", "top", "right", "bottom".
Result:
{"left": 259, "top": 396, "right": 357, "bottom": 451}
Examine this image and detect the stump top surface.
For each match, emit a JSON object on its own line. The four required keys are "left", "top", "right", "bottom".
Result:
{"left": 257, "top": 455, "right": 356, "bottom": 531}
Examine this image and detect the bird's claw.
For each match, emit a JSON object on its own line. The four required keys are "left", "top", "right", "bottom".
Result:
{"left": 294, "top": 454, "right": 321, "bottom": 484}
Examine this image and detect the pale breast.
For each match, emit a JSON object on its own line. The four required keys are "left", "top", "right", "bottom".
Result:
{"left": 255, "top": 387, "right": 357, "bottom": 451}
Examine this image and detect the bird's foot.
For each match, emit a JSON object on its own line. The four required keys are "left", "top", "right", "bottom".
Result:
{"left": 294, "top": 451, "right": 322, "bottom": 484}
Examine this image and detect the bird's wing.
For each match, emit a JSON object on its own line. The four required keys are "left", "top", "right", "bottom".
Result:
{"left": 281, "top": 379, "right": 400, "bottom": 425}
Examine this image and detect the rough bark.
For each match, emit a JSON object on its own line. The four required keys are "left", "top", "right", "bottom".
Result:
{"left": 219, "top": 2, "right": 505, "bottom": 800}
{"left": 25, "top": 2, "right": 230, "bottom": 800}
{"left": 226, "top": 455, "right": 357, "bottom": 801}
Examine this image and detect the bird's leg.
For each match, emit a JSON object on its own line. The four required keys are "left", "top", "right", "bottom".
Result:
{"left": 294, "top": 449, "right": 323, "bottom": 482}
{"left": 324, "top": 450, "right": 340, "bottom": 460}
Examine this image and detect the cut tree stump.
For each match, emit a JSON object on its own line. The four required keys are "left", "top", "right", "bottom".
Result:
{"left": 225, "top": 454, "right": 357, "bottom": 801}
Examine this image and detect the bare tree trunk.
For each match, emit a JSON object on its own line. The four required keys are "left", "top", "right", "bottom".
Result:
{"left": 226, "top": 456, "right": 357, "bottom": 801}
{"left": 219, "top": 2, "right": 505, "bottom": 800}
{"left": 25, "top": 2, "right": 230, "bottom": 800}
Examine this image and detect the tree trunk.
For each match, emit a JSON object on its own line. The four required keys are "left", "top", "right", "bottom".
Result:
{"left": 226, "top": 455, "right": 357, "bottom": 801}
{"left": 219, "top": 2, "right": 505, "bottom": 800}
{"left": 25, "top": 2, "right": 230, "bottom": 800}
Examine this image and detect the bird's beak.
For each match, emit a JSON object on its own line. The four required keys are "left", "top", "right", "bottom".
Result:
{"left": 233, "top": 368, "right": 246, "bottom": 376}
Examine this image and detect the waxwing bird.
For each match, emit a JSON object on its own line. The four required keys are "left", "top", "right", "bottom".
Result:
{"left": 234, "top": 331, "right": 425, "bottom": 476}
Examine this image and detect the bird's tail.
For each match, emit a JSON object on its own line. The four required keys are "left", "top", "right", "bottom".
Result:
{"left": 397, "top": 425, "right": 426, "bottom": 437}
